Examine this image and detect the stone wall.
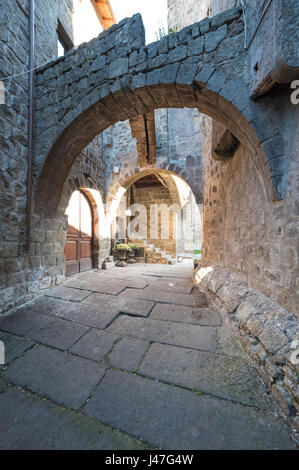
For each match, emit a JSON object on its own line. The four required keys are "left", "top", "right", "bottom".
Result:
{"left": 103, "top": 107, "right": 204, "bottom": 199}
{"left": 130, "top": 184, "right": 177, "bottom": 257}
{"left": 167, "top": 0, "right": 299, "bottom": 315}
{"left": 168, "top": 0, "right": 239, "bottom": 31}
{"left": 103, "top": 120, "right": 139, "bottom": 193}
{"left": 202, "top": 108, "right": 299, "bottom": 316}
{"left": 0, "top": 0, "right": 106, "bottom": 313}
{"left": 195, "top": 265, "right": 299, "bottom": 433}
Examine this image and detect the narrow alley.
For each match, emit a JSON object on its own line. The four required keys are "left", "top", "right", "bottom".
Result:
{"left": 0, "top": 264, "right": 294, "bottom": 449}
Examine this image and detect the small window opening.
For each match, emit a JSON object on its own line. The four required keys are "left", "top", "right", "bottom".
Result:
{"left": 57, "top": 20, "right": 73, "bottom": 57}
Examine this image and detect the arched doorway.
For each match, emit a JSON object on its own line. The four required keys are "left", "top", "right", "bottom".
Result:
{"left": 64, "top": 190, "right": 94, "bottom": 276}
{"left": 108, "top": 170, "right": 203, "bottom": 264}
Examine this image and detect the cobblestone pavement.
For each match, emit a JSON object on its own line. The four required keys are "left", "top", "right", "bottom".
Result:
{"left": 0, "top": 264, "right": 296, "bottom": 450}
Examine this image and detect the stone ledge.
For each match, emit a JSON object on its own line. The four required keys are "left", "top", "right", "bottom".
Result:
{"left": 194, "top": 264, "right": 299, "bottom": 434}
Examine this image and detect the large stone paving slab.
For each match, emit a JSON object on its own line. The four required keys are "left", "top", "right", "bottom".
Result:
{"left": 2, "top": 345, "right": 106, "bottom": 410}
{"left": 0, "top": 331, "right": 34, "bottom": 366}
{"left": 107, "top": 337, "right": 149, "bottom": 371}
{"left": 125, "top": 278, "right": 149, "bottom": 289}
{"left": 0, "top": 389, "right": 147, "bottom": 450}
{"left": 69, "top": 329, "right": 119, "bottom": 362}
{"left": 107, "top": 316, "right": 217, "bottom": 352}
{"left": 0, "top": 310, "right": 89, "bottom": 350}
{"left": 69, "top": 271, "right": 106, "bottom": 282}
{"left": 121, "top": 299, "right": 155, "bottom": 317}
{"left": 64, "top": 278, "right": 127, "bottom": 295}
{"left": 139, "top": 343, "right": 271, "bottom": 409}
{"left": 150, "top": 303, "right": 222, "bottom": 326}
{"left": 147, "top": 281, "right": 193, "bottom": 294}
{"left": 146, "top": 276, "right": 193, "bottom": 287}
{"left": 83, "top": 370, "right": 294, "bottom": 450}
{"left": 25, "top": 296, "right": 119, "bottom": 329}
{"left": 46, "top": 286, "right": 92, "bottom": 302}
{"left": 117, "top": 287, "right": 209, "bottom": 307}
{"left": 82, "top": 292, "right": 123, "bottom": 312}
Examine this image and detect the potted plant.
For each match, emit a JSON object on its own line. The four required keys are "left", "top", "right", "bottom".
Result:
{"left": 116, "top": 243, "right": 132, "bottom": 260}
{"left": 126, "top": 243, "right": 140, "bottom": 264}
{"left": 128, "top": 244, "right": 140, "bottom": 257}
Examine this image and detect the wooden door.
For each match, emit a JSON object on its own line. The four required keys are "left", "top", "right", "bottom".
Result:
{"left": 64, "top": 190, "right": 93, "bottom": 277}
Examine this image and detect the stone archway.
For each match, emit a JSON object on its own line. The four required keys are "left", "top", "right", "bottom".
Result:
{"left": 34, "top": 11, "right": 282, "bottom": 223}
{"left": 107, "top": 167, "right": 202, "bottom": 262}
{"left": 106, "top": 166, "right": 196, "bottom": 215}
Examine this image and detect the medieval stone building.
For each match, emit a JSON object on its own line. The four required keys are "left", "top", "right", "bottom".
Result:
{"left": 0, "top": 0, "right": 298, "bottom": 449}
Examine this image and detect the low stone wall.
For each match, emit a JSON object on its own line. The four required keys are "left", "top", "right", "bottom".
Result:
{"left": 194, "top": 265, "right": 299, "bottom": 435}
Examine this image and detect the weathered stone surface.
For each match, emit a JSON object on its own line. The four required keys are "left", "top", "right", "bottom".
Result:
{"left": 46, "top": 286, "right": 92, "bottom": 302}
{"left": 188, "top": 36, "right": 204, "bottom": 56}
{"left": 108, "top": 337, "right": 149, "bottom": 371}
{"left": 109, "top": 57, "right": 129, "bottom": 79}
{"left": 83, "top": 369, "right": 293, "bottom": 450}
{"left": 107, "top": 316, "right": 217, "bottom": 352}
{"left": 117, "top": 287, "right": 208, "bottom": 307}
{"left": 64, "top": 279, "right": 127, "bottom": 295}
{"left": 236, "top": 300, "right": 256, "bottom": 324}
{"left": 2, "top": 345, "right": 106, "bottom": 410}
{"left": 0, "top": 309, "right": 89, "bottom": 350}
{"left": 121, "top": 299, "right": 155, "bottom": 317}
{"left": 26, "top": 296, "right": 119, "bottom": 329}
{"left": 258, "top": 324, "right": 289, "bottom": 354}
{"left": 0, "top": 331, "right": 34, "bottom": 366}
{"left": 125, "top": 277, "right": 149, "bottom": 289}
{"left": 0, "top": 389, "right": 146, "bottom": 450}
{"left": 150, "top": 303, "right": 222, "bottom": 326}
{"left": 82, "top": 292, "right": 123, "bottom": 312}
{"left": 205, "top": 24, "right": 227, "bottom": 52}
{"left": 210, "top": 7, "right": 241, "bottom": 29}
{"left": 148, "top": 281, "right": 193, "bottom": 294}
{"left": 0, "top": 379, "right": 8, "bottom": 393}
{"left": 196, "top": 264, "right": 299, "bottom": 431}
{"left": 69, "top": 329, "right": 118, "bottom": 362}
{"left": 139, "top": 343, "right": 270, "bottom": 408}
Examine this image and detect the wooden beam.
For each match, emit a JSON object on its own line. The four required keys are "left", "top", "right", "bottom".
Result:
{"left": 90, "top": 0, "right": 116, "bottom": 30}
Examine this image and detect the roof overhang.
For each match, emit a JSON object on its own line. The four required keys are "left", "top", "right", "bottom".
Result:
{"left": 90, "top": 0, "right": 116, "bottom": 30}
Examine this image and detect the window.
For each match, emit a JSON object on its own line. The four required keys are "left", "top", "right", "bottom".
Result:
{"left": 57, "top": 36, "right": 67, "bottom": 57}
{"left": 57, "top": 20, "right": 73, "bottom": 57}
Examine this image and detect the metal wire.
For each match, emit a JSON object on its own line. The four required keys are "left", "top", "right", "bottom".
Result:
{"left": 241, "top": 0, "right": 273, "bottom": 50}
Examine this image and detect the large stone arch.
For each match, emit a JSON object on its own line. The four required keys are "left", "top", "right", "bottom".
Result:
{"left": 106, "top": 165, "right": 199, "bottom": 213}
{"left": 34, "top": 10, "right": 283, "bottom": 221}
